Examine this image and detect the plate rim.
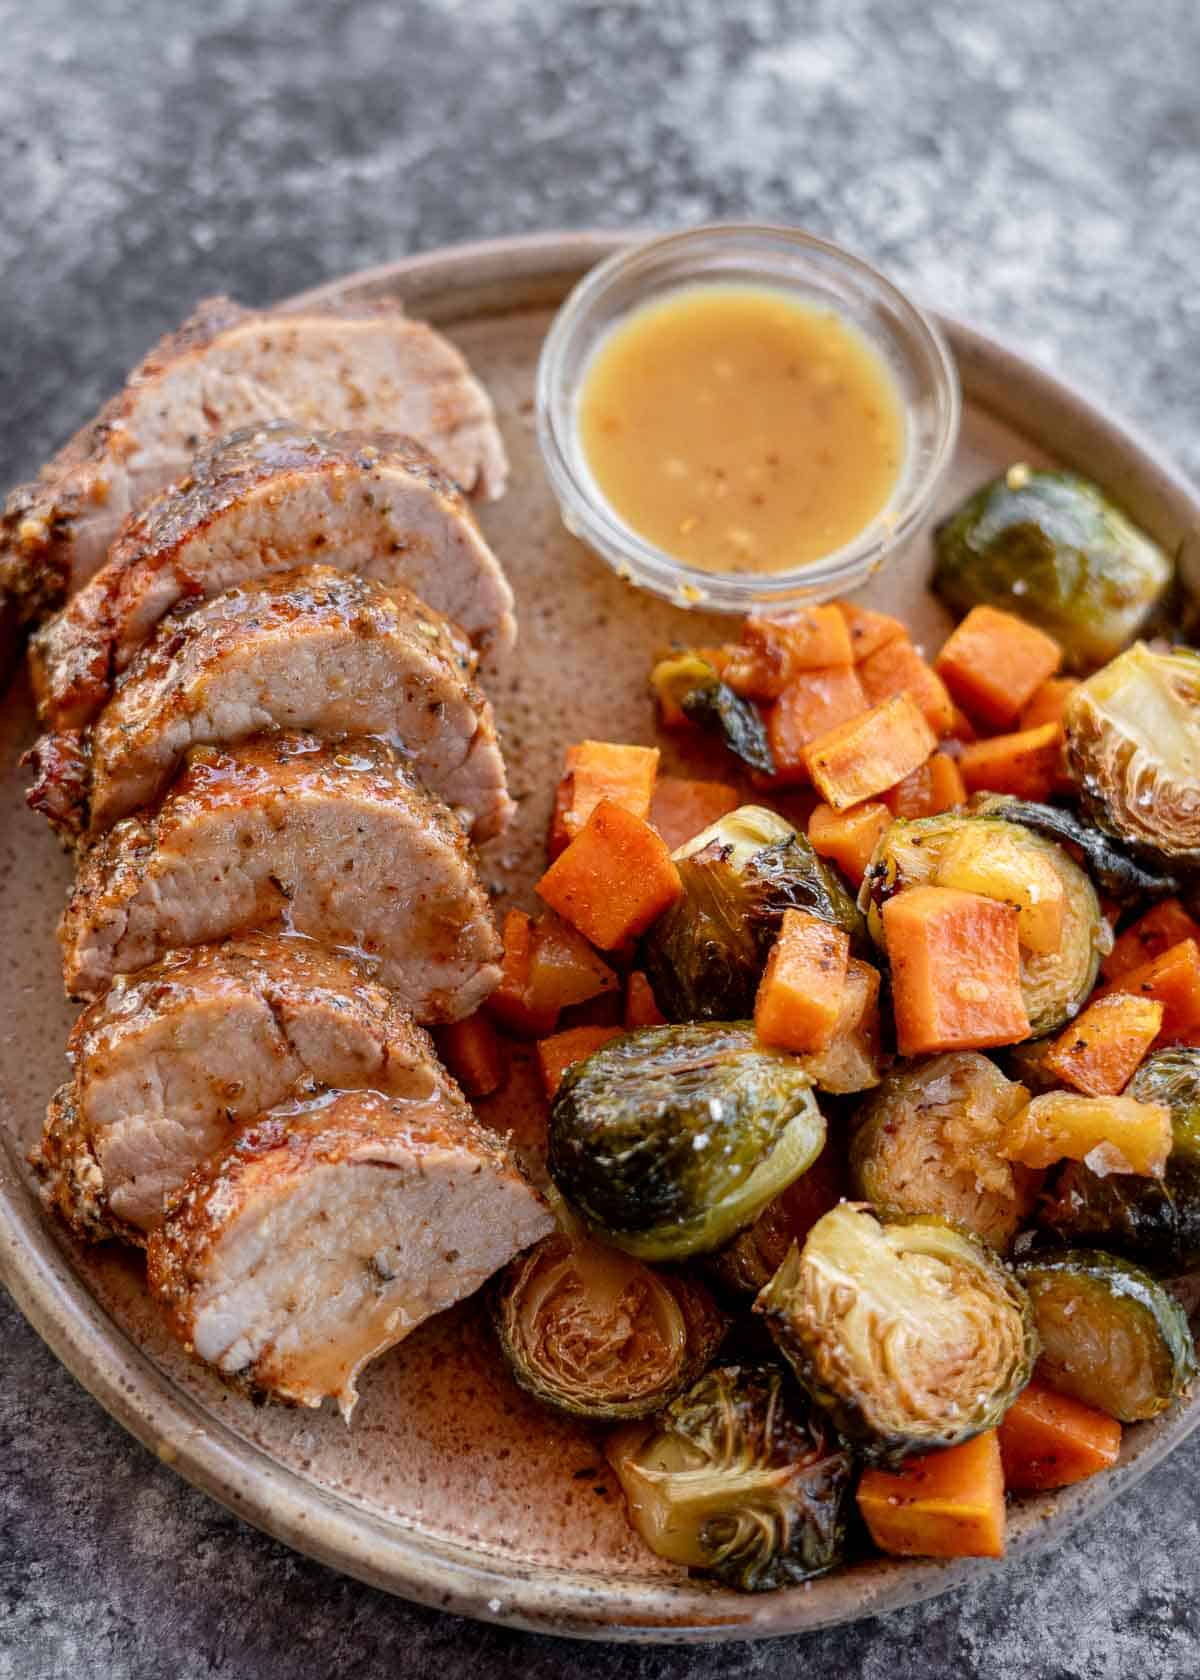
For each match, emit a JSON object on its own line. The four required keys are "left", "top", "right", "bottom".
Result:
{"left": 3, "top": 228, "right": 1200, "bottom": 1644}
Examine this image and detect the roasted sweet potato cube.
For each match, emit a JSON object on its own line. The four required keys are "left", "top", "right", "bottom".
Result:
{"left": 754, "top": 909, "right": 850, "bottom": 1053}
{"left": 536, "top": 801, "right": 682, "bottom": 950}
{"left": 804, "top": 694, "right": 936, "bottom": 810}
{"left": 724, "top": 605, "right": 854, "bottom": 698}
{"left": 883, "top": 884, "right": 1029, "bottom": 1056}
{"left": 857, "top": 635, "right": 957, "bottom": 737}
{"left": 807, "top": 800, "right": 891, "bottom": 888}
{"left": 935, "top": 606, "right": 1062, "bottom": 730}
{"left": 763, "top": 666, "right": 869, "bottom": 786}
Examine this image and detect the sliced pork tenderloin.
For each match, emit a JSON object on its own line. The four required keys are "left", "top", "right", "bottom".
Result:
{"left": 32, "top": 934, "right": 450, "bottom": 1243}
{"left": 30, "top": 423, "right": 515, "bottom": 734}
{"left": 58, "top": 735, "right": 500, "bottom": 1018}
{"left": 2, "top": 297, "right": 508, "bottom": 630}
{"left": 145, "top": 1086, "right": 553, "bottom": 1418}
{"left": 27, "top": 566, "right": 513, "bottom": 846}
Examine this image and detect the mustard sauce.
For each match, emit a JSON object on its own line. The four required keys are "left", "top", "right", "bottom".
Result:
{"left": 578, "top": 285, "right": 906, "bottom": 575}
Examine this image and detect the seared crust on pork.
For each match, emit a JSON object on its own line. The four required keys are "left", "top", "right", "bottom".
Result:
{"left": 58, "top": 735, "right": 501, "bottom": 1017}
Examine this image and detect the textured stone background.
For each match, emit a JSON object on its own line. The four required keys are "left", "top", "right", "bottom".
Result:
{"left": 2, "top": 1, "right": 1199, "bottom": 1675}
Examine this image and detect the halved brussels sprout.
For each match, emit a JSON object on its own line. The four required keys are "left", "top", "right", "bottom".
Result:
{"left": 849, "top": 1052, "right": 1037, "bottom": 1250}
{"left": 651, "top": 652, "right": 775, "bottom": 774}
{"left": 1017, "top": 1249, "right": 1195, "bottom": 1421}
{"left": 709, "top": 1141, "right": 846, "bottom": 1296}
{"left": 1040, "top": 1049, "right": 1200, "bottom": 1270}
{"left": 548, "top": 1023, "right": 826, "bottom": 1261}
{"left": 933, "top": 468, "right": 1173, "bottom": 671}
{"left": 606, "top": 1363, "right": 853, "bottom": 1592}
{"left": 860, "top": 810, "right": 1108, "bottom": 1035}
{"left": 643, "top": 806, "right": 864, "bottom": 1023}
{"left": 1065, "top": 643, "right": 1200, "bottom": 865}
{"left": 492, "top": 1230, "right": 727, "bottom": 1419}
{"left": 755, "top": 1203, "right": 1036, "bottom": 1464}
{"left": 968, "top": 794, "right": 1179, "bottom": 901}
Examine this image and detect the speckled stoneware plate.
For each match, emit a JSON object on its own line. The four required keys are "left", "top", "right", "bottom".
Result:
{"left": 3, "top": 232, "right": 1200, "bottom": 1644}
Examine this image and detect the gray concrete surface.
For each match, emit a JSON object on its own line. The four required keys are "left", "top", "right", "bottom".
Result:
{"left": 2, "top": 1, "right": 1199, "bottom": 1674}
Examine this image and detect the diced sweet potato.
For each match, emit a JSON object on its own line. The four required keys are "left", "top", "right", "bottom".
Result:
{"left": 1001, "top": 1090, "right": 1172, "bottom": 1177}
{"left": 934, "top": 825, "right": 1065, "bottom": 956}
{"left": 807, "top": 800, "right": 891, "bottom": 888}
{"left": 857, "top": 1432, "right": 1005, "bottom": 1559}
{"left": 486, "top": 909, "right": 559, "bottom": 1038}
{"left": 957, "top": 723, "right": 1064, "bottom": 802}
{"left": 836, "top": 601, "right": 906, "bottom": 663}
{"left": 883, "top": 885, "right": 1030, "bottom": 1056}
{"left": 804, "top": 694, "right": 937, "bottom": 811}
{"left": 1098, "top": 939, "right": 1200, "bottom": 1045}
{"left": 1019, "top": 677, "right": 1079, "bottom": 732}
{"left": 724, "top": 605, "right": 853, "bottom": 698}
{"left": 935, "top": 606, "right": 1062, "bottom": 730}
{"left": 536, "top": 800, "right": 682, "bottom": 950}
{"left": 537, "top": 1025, "right": 624, "bottom": 1099}
{"left": 754, "top": 909, "right": 850, "bottom": 1053}
{"left": 1102, "top": 900, "right": 1200, "bottom": 981}
{"left": 649, "top": 776, "right": 740, "bottom": 851}
{"left": 857, "top": 634, "right": 957, "bottom": 737}
{"left": 560, "top": 741, "right": 659, "bottom": 840}
{"left": 624, "top": 970, "right": 666, "bottom": 1029}
{"left": 884, "top": 751, "right": 966, "bottom": 819}
{"left": 763, "top": 666, "right": 869, "bottom": 786}
{"left": 1042, "top": 992, "right": 1164, "bottom": 1097}
{"left": 526, "top": 911, "right": 619, "bottom": 1016}
{"left": 998, "top": 1378, "right": 1122, "bottom": 1493}
{"left": 435, "top": 1013, "right": 508, "bottom": 1098}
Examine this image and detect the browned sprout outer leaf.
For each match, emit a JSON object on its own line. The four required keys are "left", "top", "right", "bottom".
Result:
{"left": 606, "top": 1363, "right": 853, "bottom": 1592}
{"left": 492, "top": 1230, "right": 726, "bottom": 1420}
{"left": 849, "top": 1052, "right": 1038, "bottom": 1251}
{"left": 755, "top": 1203, "right": 1036, "bottom": 1465}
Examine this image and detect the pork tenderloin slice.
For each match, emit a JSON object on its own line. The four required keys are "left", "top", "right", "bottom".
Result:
{"left": 146, "top": 1086, "right": 552, "bottom": 1418}
{"left": 58, "top": 735, "right": 500, "bottom": 1018}
{"left": 30, "top": 422, "right": 515, "bottom": 733}
{"left": 2, "top": 296, "right": 508, "bottom": 625}
{"left": 32, "top": 933, "right": 448, "bottom": 1241}
{"left": 29, "top": 566, "right": 512, "bottom": 845}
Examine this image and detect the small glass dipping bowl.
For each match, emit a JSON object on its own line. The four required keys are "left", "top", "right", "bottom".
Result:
{"left": 536, "top": 224, "right": 961, "bottom": 613}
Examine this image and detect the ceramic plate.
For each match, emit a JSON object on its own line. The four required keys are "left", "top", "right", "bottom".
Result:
{"left": 3, "top": 232, "right": 1200, "bottom": 1643}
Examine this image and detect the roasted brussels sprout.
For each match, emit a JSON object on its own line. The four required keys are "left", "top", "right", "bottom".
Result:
{"left": 756, "top": 1203, "right": 1036, "bottom": 1464}
{"left": 548, "top": 1023, "right": 826, "bottom": 1261}
{"left": 492, "top": 1230, "right": 726, "bottom": 1419}
{"left": 968, "top": 795, "right": 1179, "bottom": 900}
{"left": 709, "top": 1141, "right": 846, "bottom": 1296}
{"left": 933, "top": 469, "right": 1173, "bottom": 671}
{"left": 849, "top": 1052, "right": 1037, "bottom": 1250}
{"left": 861, "top": 810, "right": 1108, "bottom": 1035}
{"left": 606, "top": 1363, "right": 853, "bottom": 1592}
{"left": 1017, "top": 1249, "right": 1195, "bottom": 1421}
{"left": 651, "top": 651, "right": 775, "bottom": 774}
{"left": 643, "top": 806, "right": 864, "bottom": 1023}
{"left": 1064, "top": 643, "right": 1200, "bottom": 865}
{"left": 1039, "top": 1049, "right": 1200, "bottom": 1270}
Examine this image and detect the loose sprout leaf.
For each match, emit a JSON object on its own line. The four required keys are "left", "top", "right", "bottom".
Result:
{"left": 933, "top": 469, "right": 1173, "bottom": 671}
{"left": 606, "top": 1363, "right": 854, "bottom": 1592}
{"left": 967, "top": 793, "right": 1180, "bottom": 898}
{"left": 681, "top": 680, "right": 776, "bottom": 774}
{"left": 755, "top": 1203, "right": 1037, "bottom": 1465}
{"left": 547, "top": 1022, "right": 826, "bottom": 1261}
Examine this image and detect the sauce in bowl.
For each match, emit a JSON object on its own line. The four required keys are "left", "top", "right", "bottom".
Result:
{"left": 577, "top": 285, "right": 906, "bottom": 577}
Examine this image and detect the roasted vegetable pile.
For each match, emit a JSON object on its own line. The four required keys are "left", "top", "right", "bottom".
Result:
{"left": 446, "top": 480, "right": 1200, "bottom": 1594}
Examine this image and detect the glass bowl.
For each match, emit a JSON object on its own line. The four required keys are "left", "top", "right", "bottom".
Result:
{"left": 536, "top": 224, "right": 961, "bottom": 614}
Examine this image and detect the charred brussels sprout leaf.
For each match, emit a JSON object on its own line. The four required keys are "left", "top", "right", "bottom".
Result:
{"left": 861, "top": 809, "right": 1108, "bottom": 1035}
{"left": 1040, "top": 1049, "right": 1200, "bottom": 1270}
{"left": 606, "top": 1363, "right": 853, "bottom": 1592}
{"left": 644, "top": 806, "right": 864, "bottom": 1023}
{"left": 755, "top": 1203, "right": 1036, "bottom": 1464}
{"left": 547, "top": 1023, "right": 826, "bottom": 1261}
{"left": 850, "top": 1052, "right": 1037, "bottom": 1251}
{"left": 492, "top": 1230, "right": 727, "bottom": 1419}
{"left": 1017, "top": 1248, "right": 1195, "bottom": 1421}
{"left": 967, "top": 794, "right": 1179, "bottom": 900}
{"left": 1064, "top": 643, "right": 1200, "bottom": 865}
{"left": 652, "top": 651, "right": 774, "bottom": 773}
{"left": 933, "top": 469, "right": 1173, "bottom": 671}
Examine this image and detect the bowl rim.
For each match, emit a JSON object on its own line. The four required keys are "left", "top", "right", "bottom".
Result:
{"left": 535, "top": 222, "right": 962, "bottom": 612}
{"left": 4, "top": 226, "right": 1200, "bottom": 1645}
